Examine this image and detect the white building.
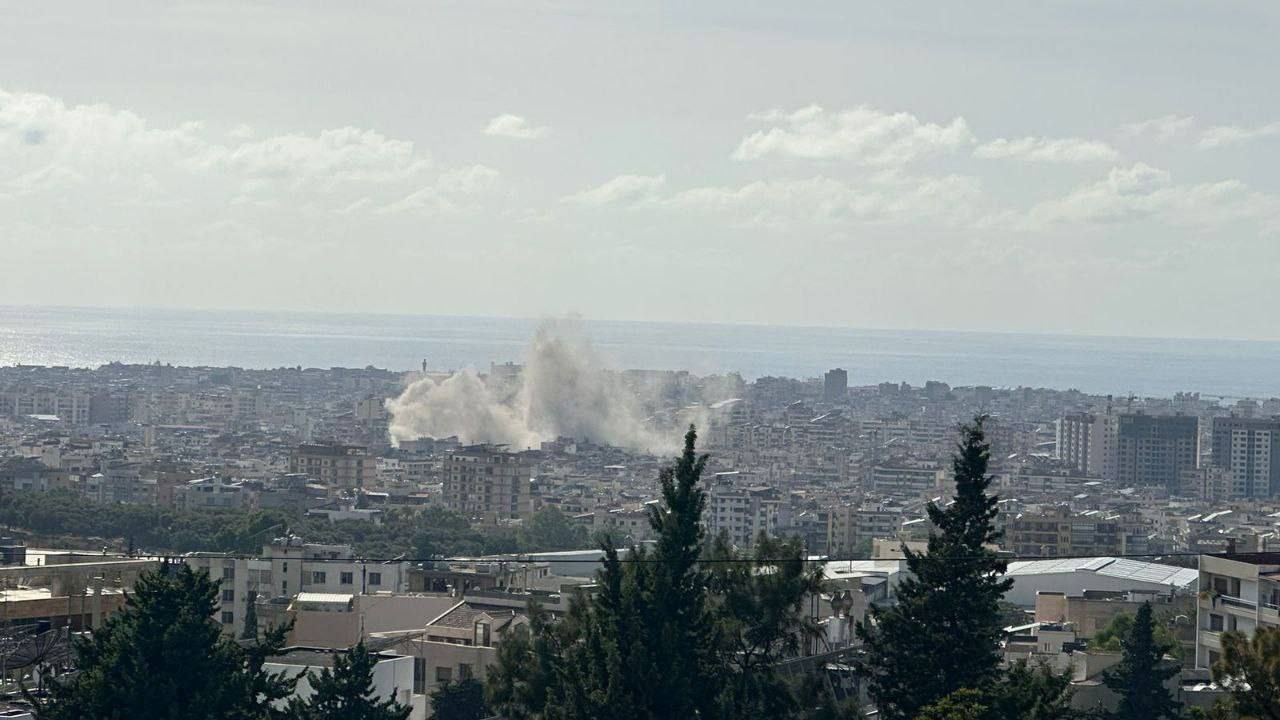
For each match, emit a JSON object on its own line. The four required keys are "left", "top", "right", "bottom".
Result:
{"left": 265, "top": 646, "right": 425, "bottom": 720}
{"left": 1195, "top": 552, "right": 1280, "bottom": 669}
{"left": 185, "top": 540, "right": 409, "bottom": 639}
{"left": 1002, "top": 556, "right": 1197, "bottom": 607}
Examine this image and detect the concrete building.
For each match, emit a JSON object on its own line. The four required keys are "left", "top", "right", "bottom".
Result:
{"left": 1195, "top": 552, "right": 1280, "bottom": 669}
{"left": 707, "top": 483, "right": 783, "bottom": 548}
{"left": 174, "top": 476, "right": 252, "bottom": 510}
{"left": 441, "top": 446, "right": 533, "bottom": 523}
{"left": 1209, "top": 416, "right": 1280, "bottom": 499}
{"left": 1002, "top": 556, "right": 1197, "bottom": 607}
{"left": 870, "top": 464, "right": 942, "bottom": 498}
{"left": 823, "top": 368, "right": 848, "bottom": 403}
{"left": 1057, "top": 411, "right": 1116, "bottom": 479}
{"left": 266, "top": 646, "right": 425, "bottom": 720}
{"left": 185, "top": 540, "right": 409, "bottom": 639}
{"left": 1007, "top": 506, "right": 1149, "bottom": 557}
{"left": 1115, "top": 413, "right": 1199, "bottom": 492}
{"left": 289, "top": 442, "right": 374, "bottom": 489}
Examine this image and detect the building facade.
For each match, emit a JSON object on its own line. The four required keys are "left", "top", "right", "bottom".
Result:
{"left": 441, "top": 446, "right": 534, "bottom": 523}
{"left": 1114, "top": 413, "right": 1198, "bottom": 491}
{"left": 288, "top": 442, "right": 374, "bottom": 489}
{"left": 1210, "top": 416, "right": 1280, "bottom": 499}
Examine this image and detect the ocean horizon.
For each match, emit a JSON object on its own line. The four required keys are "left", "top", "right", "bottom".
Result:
{"left": 2, "top": 304, "right": 1279, "bottom": 399}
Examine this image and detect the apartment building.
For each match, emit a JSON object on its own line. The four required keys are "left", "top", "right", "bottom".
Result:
{"left": 1115, "top": 413, "right": 1199, "bottom": 492}
{"left": 707, "top": 483, "right": 783, "bottom": 548}
{"left": 0, "top": 386, "right": 92, "bottom": 425}
{"left": 289, "top": 441, "right": 375, "bottom": 489}
{"left": 1195, "top": 552, "right": 1280, "bottom": 669}
{"left": 442, "top": 445, "right": 534, "bottom": 523}
{"left": 1057, "top": 411, "right": 1116, "bottom": 479}
{"left": 1007, "top": 506, "right": 1149, "bottom": 557}
{"left": 870, "top": 464, "right": 942, "bottom": 498}
{"left": 1209, "top": 416, "right": 1280, "bottom": 499}
{"left": 185, "top": 540, "right": 408, "bottom": 639}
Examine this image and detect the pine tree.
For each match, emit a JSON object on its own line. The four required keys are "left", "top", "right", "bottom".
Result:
{"left": 1209, "top": 625, "right": 1280, "bottom": 720}
{"left": 32, "top": 562, "right": 294, "bottom": 720}
{"left": 914, "top": 661, "right": 1080, "bottom": 720}
{"left": 485, "top": 425, "right": 839, "bottom": 720}
{"left": 430, "top": 679, "right": 488, "bottom": 720}
{"left": 1102, "top": 602, "right": 1181, "bottom": 720}
{"left": 856, "top": 416, "right": 1013, "bottom": 720}
{"left": 287, "top": 641, "right": 411, "bottom": 720}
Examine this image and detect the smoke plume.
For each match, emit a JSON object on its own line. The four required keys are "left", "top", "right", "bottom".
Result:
{"left": 386, "top": 319, "right": 698, "bottom": 452}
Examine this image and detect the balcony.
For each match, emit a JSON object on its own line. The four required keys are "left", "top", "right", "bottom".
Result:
{"left": 1199, "top": 630, "right": 1223, "bottom": 651}
{"left": 1261, "top": 601, "right": 1280, "bottom": 626}
{"left": 1218, "top": 595, "right": 1258, "bottom": 618}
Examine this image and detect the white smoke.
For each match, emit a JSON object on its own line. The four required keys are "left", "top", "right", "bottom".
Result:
{"left": 386, "top": 319, "right": 698, "bottom": 452}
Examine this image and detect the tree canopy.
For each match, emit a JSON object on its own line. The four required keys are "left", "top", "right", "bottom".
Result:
{"left": 485, "top": 426, "right": 852, "bottom": 720}
{"left": 32, "top": 563, "right": 294, "bottom": 720}
{"left": 1101, "top": 602, "right": 1181, "bottom": 720}
{"left": 286, "top": 641, "right": 410, "bottom": 720}
{"left": 856, "top": 417, "right": 1013, "bottom": 720}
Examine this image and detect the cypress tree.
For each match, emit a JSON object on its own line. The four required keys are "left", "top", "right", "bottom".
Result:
{"left": 1102, "top": 602, "right": 1181, "bottom": 720}
{"left": 856, "top": 416, "right": 1013, "bottom": 720}
{"left": 241, "top": 588, "right": 259, "bottom": 640}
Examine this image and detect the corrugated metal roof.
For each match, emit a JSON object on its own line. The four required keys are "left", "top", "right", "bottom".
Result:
{"left": 294, "top": 592, "right": 354, "bottom": 604}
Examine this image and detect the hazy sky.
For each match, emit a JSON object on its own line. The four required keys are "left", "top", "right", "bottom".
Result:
{"left": 2, "top": 2, "right": 1279, "bottom": 339}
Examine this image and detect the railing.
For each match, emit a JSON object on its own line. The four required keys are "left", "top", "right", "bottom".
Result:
{"left": 1219, "top": 595, "right": 1258, "bottom": 611}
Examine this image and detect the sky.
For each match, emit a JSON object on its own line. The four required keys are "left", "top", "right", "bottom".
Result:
{"left": 1, "top": 1, "right": 1279, "bottom": 339}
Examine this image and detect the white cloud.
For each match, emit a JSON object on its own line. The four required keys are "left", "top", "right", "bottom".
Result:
{"left": 0, "top": 88, "right": 495, "bottom": 219}
{"left": 1119, "top": 115, "right": 1197, "bottom": 141}
{"left": 1197, "top": 121, "right": 1280, "bottom": 149}
{"left": 732, "top": 105, "right": 974, "bottom": 165}
{"left": 974, "top": 136, "right": 1118, "bottom": 163}
{"left": 1024, "top": 163, "right": 1279, "bottom": 230}
{"left": 483, "top": 113, "right": 550, "bottom": 140}
{"left": 660, "top": 172, "right": 985, "bottom": 229}
{"left": 378, "top": 165, "right": 500, "bottom": 215}
{"left": 562, "top": 174, "right": 666, "bottom": 207}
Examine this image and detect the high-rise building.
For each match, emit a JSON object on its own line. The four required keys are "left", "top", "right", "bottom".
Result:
{"left": 442, "top": 445, "right": 533, "bottom": 522}
{"left": 1114, "top": 413, "right": 1199, "bottom": 491}
{"left": 1056, "top": 411, "right": 1116, "bottom": 478}
{"left": 1210, "top": 416, "right": 1280, "bottom": 499}
{"left": 823, "top": 368, "right": 848, "bottom": 403}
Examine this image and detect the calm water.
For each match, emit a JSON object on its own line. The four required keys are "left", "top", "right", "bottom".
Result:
{"left": 1, "top": 305, "right": 1278, "bottom": 398}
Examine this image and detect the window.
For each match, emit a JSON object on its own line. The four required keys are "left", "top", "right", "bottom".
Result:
{"left": 222, "top": 589, "right": 235, "bottom": 602}
{"left": 312, "top": 571, "right": 326, "bottom": 585}
{"left": 340, "top": 571, "right": 354, "bottom": 585}
{"left": 221, "top": 611, "right": 234, "bottom": 625}
{"left": 282, "top": 580, "right": 288, "bottom": 594}
{"left": 368, "top": 572, "right": 382, "bottom": 586}
{"left": 435, "top": 666, "right": 452, "bottom": 683}
{"left": 413, "top": 658, "right": 426, "bottom": 694}
{"left": 222, "top": 567, "right": 236, "bottom": 580}
{"left": 1210, "top": 614, "right": 1224, "bottom": 631}
{"left": 459, "top": 663, "right": 473, "bottom": 681}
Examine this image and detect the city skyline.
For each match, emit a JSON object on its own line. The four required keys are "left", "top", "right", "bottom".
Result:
{"left": 2, "top": 2, "right": 1280, "bottom": 339}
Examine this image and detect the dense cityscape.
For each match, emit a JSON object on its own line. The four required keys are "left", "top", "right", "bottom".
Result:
{"left": 2, "top": 353, "right": 1278, "bottom": 718}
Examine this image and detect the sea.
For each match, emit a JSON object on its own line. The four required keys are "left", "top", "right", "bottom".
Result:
{"left": 1, "top": 305, "right": 1279, "bottom": 399}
